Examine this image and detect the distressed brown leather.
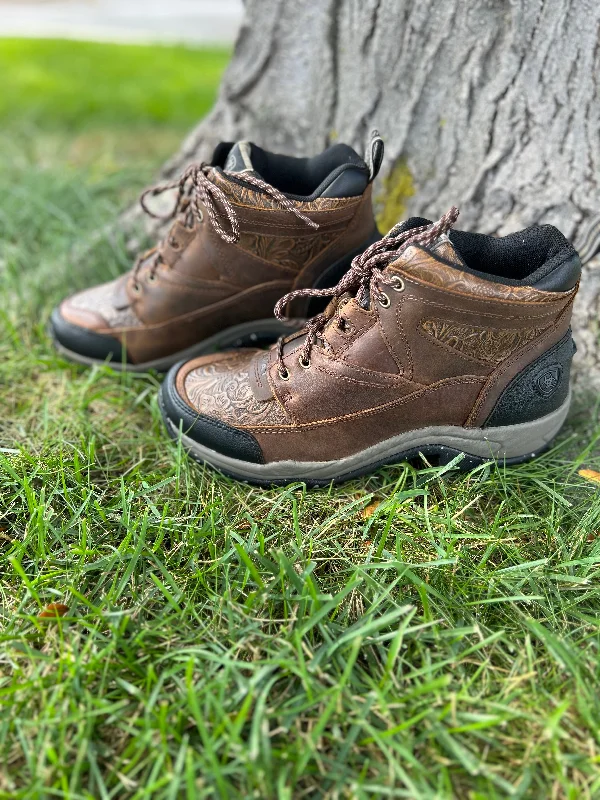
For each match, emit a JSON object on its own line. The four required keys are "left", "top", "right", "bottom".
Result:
{"left": 59, "top": 172, "right": 378, "bottom": 364}
{"left": 177, "top": 238, "right": 577, "bottom": 464}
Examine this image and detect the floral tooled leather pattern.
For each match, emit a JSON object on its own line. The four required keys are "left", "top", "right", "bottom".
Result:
{"left": 184, "top": 356, "right": 288, "bottom": 427}
{"left": 69, "top": 278, "right": 142, "bottom": 328}
{"left": 421, "top": 318, "right": 547, "bottom": 363}
{"left": 213, "top": 172, "right": 359, "bottom": 212}
{"left": 237, "top": 231, "right": 339, "bottom": 270}
{"left": 395, "top": 247, "right": 560, "bottom": 303}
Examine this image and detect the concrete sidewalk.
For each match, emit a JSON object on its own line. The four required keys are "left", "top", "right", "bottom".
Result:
{"left": 0, "top": 0, "right": 244, "bottom": 45}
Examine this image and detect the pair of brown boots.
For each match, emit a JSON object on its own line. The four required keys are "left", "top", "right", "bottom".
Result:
{"left": 51, "top": 134, "right": 580, "bottom": 486}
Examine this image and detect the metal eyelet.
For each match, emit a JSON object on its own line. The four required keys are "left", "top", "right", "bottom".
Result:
{"left": 278, "top": 367, "right": 290, "bottom": 381}
{"left": 147, "top": 273, "right": 157, "bottom": 283}
{"left": 389, "top": 276, "right": 405, "bottom": 292}
{"left": 378, "top": 292, "right": 391, "bottom": 308}
{"left": 337, "top": 318, "right": 352, "bottom": 335}
{"left": 298, "top": 355, "right": 311, "bottom": 370}
{"left": 131, "top": 282, "right": 141, "bottom": 293}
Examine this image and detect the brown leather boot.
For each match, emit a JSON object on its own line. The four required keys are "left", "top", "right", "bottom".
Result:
{"left": 51, "top": 135, "right": 384, "bottom": 370}
{"left": 159, "top": 208, "right": 581, "bottom": 486}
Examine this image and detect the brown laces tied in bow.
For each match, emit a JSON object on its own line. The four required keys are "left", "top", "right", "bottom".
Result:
{"left": 273, "top": 206, "right": 460, "bottom": 378}
{"left": 132, "top": 162, "right": 320, "bottom": 285}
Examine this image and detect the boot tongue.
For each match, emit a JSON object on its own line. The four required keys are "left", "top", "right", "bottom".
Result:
{"left": 387, "top": 232, "right": 466, "bottom": 275}
{"left": 418, "top": 233, "right": 465, "bottom": 267}
{"left": 428, "top": 233, "right": 466, "bottom": 267}
{"left": 224, "top": 141, "right": 259, "bottom": 176}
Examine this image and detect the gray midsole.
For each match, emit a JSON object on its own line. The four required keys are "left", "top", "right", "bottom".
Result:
{"left": 53, "top": 317, "right": 304, "bottom": 372}
{"left": 167, "top": 390, "right": 571, "bottom": 480}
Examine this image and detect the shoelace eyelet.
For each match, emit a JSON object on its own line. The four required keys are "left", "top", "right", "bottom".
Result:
{"left": 337, "top": 317, "right": 349, "bottom": 333}
{"left": 298, "top": 356, "right": 311, "bottom": 370}
{"left": 389, "top": 276, "right": 405, "bottom": 292}
{"left": 168, "top": 237, "right": 180, "bottom": 250}
{"left": 132, "top": 282, "right": 141, "bottom": 294}
{"left": 278, "top": 367, "right": 290, "bottom": 381}
{"left": 378, "top": 292, "right": 391, "bottom": 308}
{"left": 147, "top": 273, "right": 157, "bottom": 283}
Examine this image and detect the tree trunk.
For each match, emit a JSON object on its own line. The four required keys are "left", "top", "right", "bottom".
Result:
{"left": 136, "top": 0, "right": 600, "bottom": 382}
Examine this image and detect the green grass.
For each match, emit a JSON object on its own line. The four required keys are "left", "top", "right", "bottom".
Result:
{"left": 2, "top": 37, "right": 600, "bottom": 800}
{"left": 0, "top": 39, "right": 229, "bottom": 130}
{"left": 0, "top": 39, "right": 230, "bottom": 171}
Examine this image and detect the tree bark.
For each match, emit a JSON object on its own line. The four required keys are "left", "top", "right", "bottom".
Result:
{"left": 136, "top": 0, "right": 600, "bottom": 382}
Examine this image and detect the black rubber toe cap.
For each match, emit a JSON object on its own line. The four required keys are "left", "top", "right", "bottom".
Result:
{"left": 160, "top": 363, "right": 265, "bottom": 465}
{"left": 51, "top": 307, "right": 127, "bottom": 363}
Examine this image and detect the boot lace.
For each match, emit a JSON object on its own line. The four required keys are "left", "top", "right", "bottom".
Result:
{"left": 132, "top": 163, "right": 319, "bottom": 284}
{"left": 273, "top": 206, "right": 459, "bottom": 378}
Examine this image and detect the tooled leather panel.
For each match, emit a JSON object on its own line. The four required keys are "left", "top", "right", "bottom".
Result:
{"left": 420, "top": 319, "right": 548, "bottom": 364}
{"left": 213, "top": 172, "right": 360, "bottom": 212}
{"left": 236, "top": 230, "right": 340, "bottom": 270}
{"left": 184, "top": 355, "right": 289, "bottom": 427}
{"left": 68, "top": 277, "right": 142, "bottom": 329}
{"left": 392, "top": 247, "right": 564, "bottom": 303}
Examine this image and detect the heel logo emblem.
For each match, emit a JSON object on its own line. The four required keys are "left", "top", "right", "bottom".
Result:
{"left": 535, "top": 364, "right": 562, "bottom": 397}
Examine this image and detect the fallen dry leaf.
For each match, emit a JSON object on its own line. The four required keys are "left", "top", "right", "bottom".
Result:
{"left": 38, "top": 603, "right": 69, "bottom": 619}
{"left": 579, "top": 469, "right": 600, "bottom": 485}
{"left": 362, "top": 501, "right": 381, "bottom": 519}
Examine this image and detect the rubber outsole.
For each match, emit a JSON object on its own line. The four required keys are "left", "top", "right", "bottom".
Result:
{"left": 51, "top": 317, "right": 305, "bottom": 373}
{"left": 159, "top": 390, "right": 571, "bottom": 487}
